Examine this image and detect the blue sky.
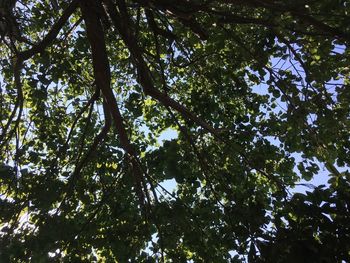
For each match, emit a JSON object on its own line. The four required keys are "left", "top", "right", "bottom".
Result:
{"left": 154, "top": 51, "right": 349, "bottom": 196}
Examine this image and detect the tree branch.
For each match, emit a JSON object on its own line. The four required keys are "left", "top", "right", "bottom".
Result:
{"left": 80, "top": 0, "right": 146, "bottom": 206}
{"left": 18, "top": 0, "right": 79, "bottom": 61}
{"left": 104, "top": 0, "right": 222, "bottom": 139}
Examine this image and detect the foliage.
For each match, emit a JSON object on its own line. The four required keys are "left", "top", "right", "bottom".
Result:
{"left": 0, "top": 0, "right": 350, "bottom": 262}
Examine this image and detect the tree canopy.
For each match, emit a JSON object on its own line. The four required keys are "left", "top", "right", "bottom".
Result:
{"left": 1, "top": 0, "right": 350, "bottom": 262}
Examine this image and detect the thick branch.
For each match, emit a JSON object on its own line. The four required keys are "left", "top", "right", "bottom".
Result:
{"left": 80, "top": 0, "right": 133, "bottom": 154}
{"left": 104, "top": 0, "right": 221, "bottom": 138}
{"left": 19, "top": 0, "right": 79, "bottom": 61}
{"left": 80, "top": 0, "right": 146, "bottom": 206}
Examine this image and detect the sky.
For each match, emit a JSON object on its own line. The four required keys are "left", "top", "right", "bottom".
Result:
{"left": 154, "top": 50, "right": 349, "bottom": 196}
{"left": 1, "top": 36, "right": 348, "bottom": 198}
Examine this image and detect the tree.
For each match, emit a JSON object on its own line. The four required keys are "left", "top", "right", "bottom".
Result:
{"left": 0, "top": 0, "right": 349, "bottom": 262}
